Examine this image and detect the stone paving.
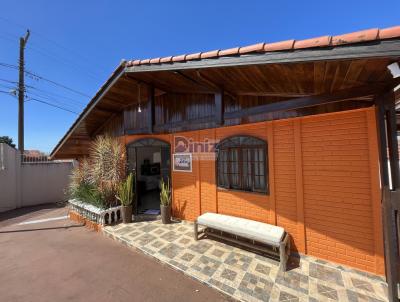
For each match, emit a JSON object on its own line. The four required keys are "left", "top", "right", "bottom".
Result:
{"left": 103, "top": 220, "right": 388, "bottom": 302}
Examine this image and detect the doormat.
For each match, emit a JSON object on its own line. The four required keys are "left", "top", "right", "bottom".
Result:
{"left": 143, "top": 209, "right": 160, "bottom": 215}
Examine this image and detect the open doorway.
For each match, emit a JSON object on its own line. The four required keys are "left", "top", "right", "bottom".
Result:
{"left": 126, "top": 138, "right": 171, "bottom": 216}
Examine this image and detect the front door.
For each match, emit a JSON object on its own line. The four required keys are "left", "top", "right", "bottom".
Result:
{"left": 126, "top": 138, "right": 171, "bottom": 215}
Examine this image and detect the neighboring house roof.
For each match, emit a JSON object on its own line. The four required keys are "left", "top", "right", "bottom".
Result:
{"left": 126, "top": 26, "right": 400, "bottom": 67}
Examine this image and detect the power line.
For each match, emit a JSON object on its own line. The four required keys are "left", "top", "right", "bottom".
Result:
{"left": 26, "top": 44, "right": 104, "bottom": 82}
{"left": 0, "top": 90, "right": 13, "bottom": 95}
{"left": 0, "top": 61, "right": 91, "bottom": 98}
{"left": 0, "top": 78, "right": 18, "bottom": 84}
{"left": 1, "top": 87, "right": 80, "bottom": 115}
{"left": 25, "top": 69, "right": 91, "bottom": 98}
{"left": 26, "top": 97, "right": 79, "bottom": 114}
{"left": 0, "top": 33, "right": 104, "bottom": 82}
{"left": 25, "top": 90, "right": 83, "bottom": 111}
{"left": 0, "top": 16, "right": 110, "bottom": 74}
{"left": 26, "top": 85, "right": 86, "bottom": 106}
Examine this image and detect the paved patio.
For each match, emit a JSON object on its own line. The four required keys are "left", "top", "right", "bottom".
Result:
{"left": 104, "top": 220, "right": 389, "bottom": 302}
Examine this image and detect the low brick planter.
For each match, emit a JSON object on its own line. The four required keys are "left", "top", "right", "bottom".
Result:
{"left": 69, "top": 210, "right": 102, "bottom": 232}
{"left": 68, "top": 199, "right": 122, "bottom": 226}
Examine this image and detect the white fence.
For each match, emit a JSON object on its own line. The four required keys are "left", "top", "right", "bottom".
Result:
{"left": 0, "top": 143, "right": 73, "bottom": 213}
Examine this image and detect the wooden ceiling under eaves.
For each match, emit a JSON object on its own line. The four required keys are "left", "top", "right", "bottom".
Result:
{"left": 52, "top": 56, "right": 397, "bottom": 159}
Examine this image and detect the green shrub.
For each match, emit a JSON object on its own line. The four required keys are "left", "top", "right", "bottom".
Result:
{"left": 70, "top": 182, "right": 107, "bottom": 209}
{"left": 160, "top": 177, "right": 171, "bottom": 206}
{"left": 116, "top": 173, "right": 134, "bottom": 206}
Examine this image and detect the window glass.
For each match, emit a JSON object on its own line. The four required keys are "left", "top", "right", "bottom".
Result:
{"left": 216, "top": 136, "right": 268, "bottom": 194}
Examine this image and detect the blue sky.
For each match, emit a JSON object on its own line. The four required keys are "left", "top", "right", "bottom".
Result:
{"left": 1, "top": 0, "right": 399, "bottom": 153}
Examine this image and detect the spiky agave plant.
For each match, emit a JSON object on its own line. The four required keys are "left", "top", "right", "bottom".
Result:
{"left": 116, "top": 173, "right": 134, "bottom": 206}
{"left": 68, "top": 158, "right": 107, "bottom": 208}
{"left": 160, "top": 177, "right": 171, "bottom": 206}
{"left": 89, "top": 135, "right": 126, "bottom": 206}
{"left": 68, "top": 158, "right": 91, "bottom": 197}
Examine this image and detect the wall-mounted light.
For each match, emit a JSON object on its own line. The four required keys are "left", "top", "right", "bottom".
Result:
{"left": 137, "top": 83, "right": 142, "bottom": 113}
{"left": 387, "top": 62, "right": 400, "bottom": 78}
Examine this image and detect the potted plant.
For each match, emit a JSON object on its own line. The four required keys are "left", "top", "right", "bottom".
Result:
{"left": 160, "top": 177, "right": 171, "bottom": 224}
{"left": 116, "top": 173, "right": 134, "bottom": 223}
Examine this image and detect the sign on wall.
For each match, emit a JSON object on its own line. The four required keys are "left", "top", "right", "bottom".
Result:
{"left": 173, "top": 153, "right": 192, "bottom": 172}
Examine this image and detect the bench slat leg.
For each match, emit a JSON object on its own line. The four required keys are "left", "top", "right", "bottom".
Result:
{"left": 194, "top": 221, "right": 198, "bottom": 241}
{"left": 279, "top": 233, "right": 290, "bottom": 272}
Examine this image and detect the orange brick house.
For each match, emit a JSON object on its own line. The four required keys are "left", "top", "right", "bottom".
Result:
{"left": 51, "top": 26, "right": 400, "bottom": 300}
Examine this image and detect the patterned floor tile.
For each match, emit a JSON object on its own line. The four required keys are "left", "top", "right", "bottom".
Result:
{"left": 224, "top": 251, "right": 253, "bottom": 270}
{"left": 238, "top": 272, "right": 273, "bottom": 301}
{"left": 278, "top": 290, "right": 300, "bottom": 302}
{"left": 135, "top": 233, "right": 157, "bottom": 246}
{"left": 103, "top": 220, "right": 389, "bottom": 302}
{"left": 191, "top": 255, "right": 221, "bottom": 277}
{"left": 158, "top": 243, "right": 181, "bottom": 259}
{"left": 309, "top": 262, "right": 344, "bottom": 287}
{"left": 189, "top": 241, "right": 212, "bottom": 254}
{"left": 276, "top": 270, "right": 309, "bottom": 295}
{"left": 346, "top": 289, "right": 385, "bottom": 302}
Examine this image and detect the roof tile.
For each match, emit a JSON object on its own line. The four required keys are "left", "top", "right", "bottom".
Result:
{"left": 186, "top": 52, "right": 202, "bottom": 60}
{"left": 201, "top": 50, "right": 220, "bottom": 59}
{"left": 160, "top": 56, "right": 173, "bottom": 63}
{"left": 264, "top": 39, "right": 295, "bottom": 51}
{"left": 140, "top": 59, "right": 151, "bottom": 64}
{"left": 294, "top": 36, "right": 332, "bottom": 49}
{"left": 331, "top": 28, "right": 379, "bottom": 46}
{"left": 379, "top": 26, "right": 400, "bottom": 39}
{"left": 219, "top": 47, "right": 240, "bottom": 56}
{"left": 127, "top": 26, "right": 400, "bottom": 67}
{"left": 149, "top": 57, "right": 161, "bottom": 64}
{"left": 172, "top": 54, "right": 187, "bottom": 62}
{"left": 239, "top": 43, "right": 265, "bottom": 54}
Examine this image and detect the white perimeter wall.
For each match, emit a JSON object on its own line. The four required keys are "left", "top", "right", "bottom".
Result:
{"left": 0, "top": 143, "right": 73, "bottom": 212}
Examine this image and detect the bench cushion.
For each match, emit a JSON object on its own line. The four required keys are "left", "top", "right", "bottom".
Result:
{"left": 197, "top": 213, "right": 285, "bottom": 247}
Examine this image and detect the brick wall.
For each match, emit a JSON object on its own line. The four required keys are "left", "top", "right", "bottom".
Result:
{"left": 272, "top": 120, "right": 302, "bottom": 252}
{"left": 300, "top": 109, "right": 383, "bottom": 273}
{"left": 123, "top": 107, "right": 383, "bottom": 275}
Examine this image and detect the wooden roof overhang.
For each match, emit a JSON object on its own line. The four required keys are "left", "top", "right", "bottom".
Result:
{"left": 51, "top": 39, "right": 400, "bottom": 159}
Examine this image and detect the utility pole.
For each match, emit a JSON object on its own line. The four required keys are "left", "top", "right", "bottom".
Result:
{"left": 18, "top": 29, "right": 30, "bottom": 153}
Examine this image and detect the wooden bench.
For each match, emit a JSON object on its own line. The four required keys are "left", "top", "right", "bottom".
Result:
{"left": 194, "top": 213, "right": 290, "bottom": 271}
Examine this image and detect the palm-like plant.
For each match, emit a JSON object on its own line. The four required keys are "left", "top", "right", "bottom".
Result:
{"left": 160, "top": 177, "right": 171, "bottom": 206}
{"left": 116, "top": 173, "right": 134, "bottom": 206}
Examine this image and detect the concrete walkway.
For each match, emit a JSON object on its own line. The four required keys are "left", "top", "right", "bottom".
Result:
{"left": 0, "top": 204, "right": 228, "bottom": 302}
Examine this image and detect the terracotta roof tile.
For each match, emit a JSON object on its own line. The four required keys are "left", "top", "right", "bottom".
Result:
{"left": 264, "top": 39, "right": 295, "bottom": 51}
{"left": 172, "top": 54, "right": 186, "bottom": 62}
{"left": 219, "top": 47, "right": 240, "bottom": 56}
{"left": 380, "top": 25, "right": 400, "bottom": 39}
{"left": 160, "top": 56, "right": 173, "bottom": 63}
{"left": 201, "top": 50, "right": 220, "bottom": 59}
{"left": 140, "top": 59, "right": 150, "bottom": 64}
{"left": 126, "top": 26, "right": 400, "bottom": 67}
{"left": 186, "top": 52, "right": 202, "bottom": 60}
{"left": 149, "top": 57, "right": 161, "bottom": 64}
{"left": 331, "top": 28, "right": 379, "bottom": 46}
{"left": 294, "top": 36, "right": 331, "bottom": 49}
{"left": 239, "top": 43, "right": 265, "bottom": 54}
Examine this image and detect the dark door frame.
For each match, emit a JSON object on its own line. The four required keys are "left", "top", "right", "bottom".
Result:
{"left": 126, "top": 138, "right": 171, "bottom": 215}
{"left": 375, "top": 91, "right": 400, "bottom": 302}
